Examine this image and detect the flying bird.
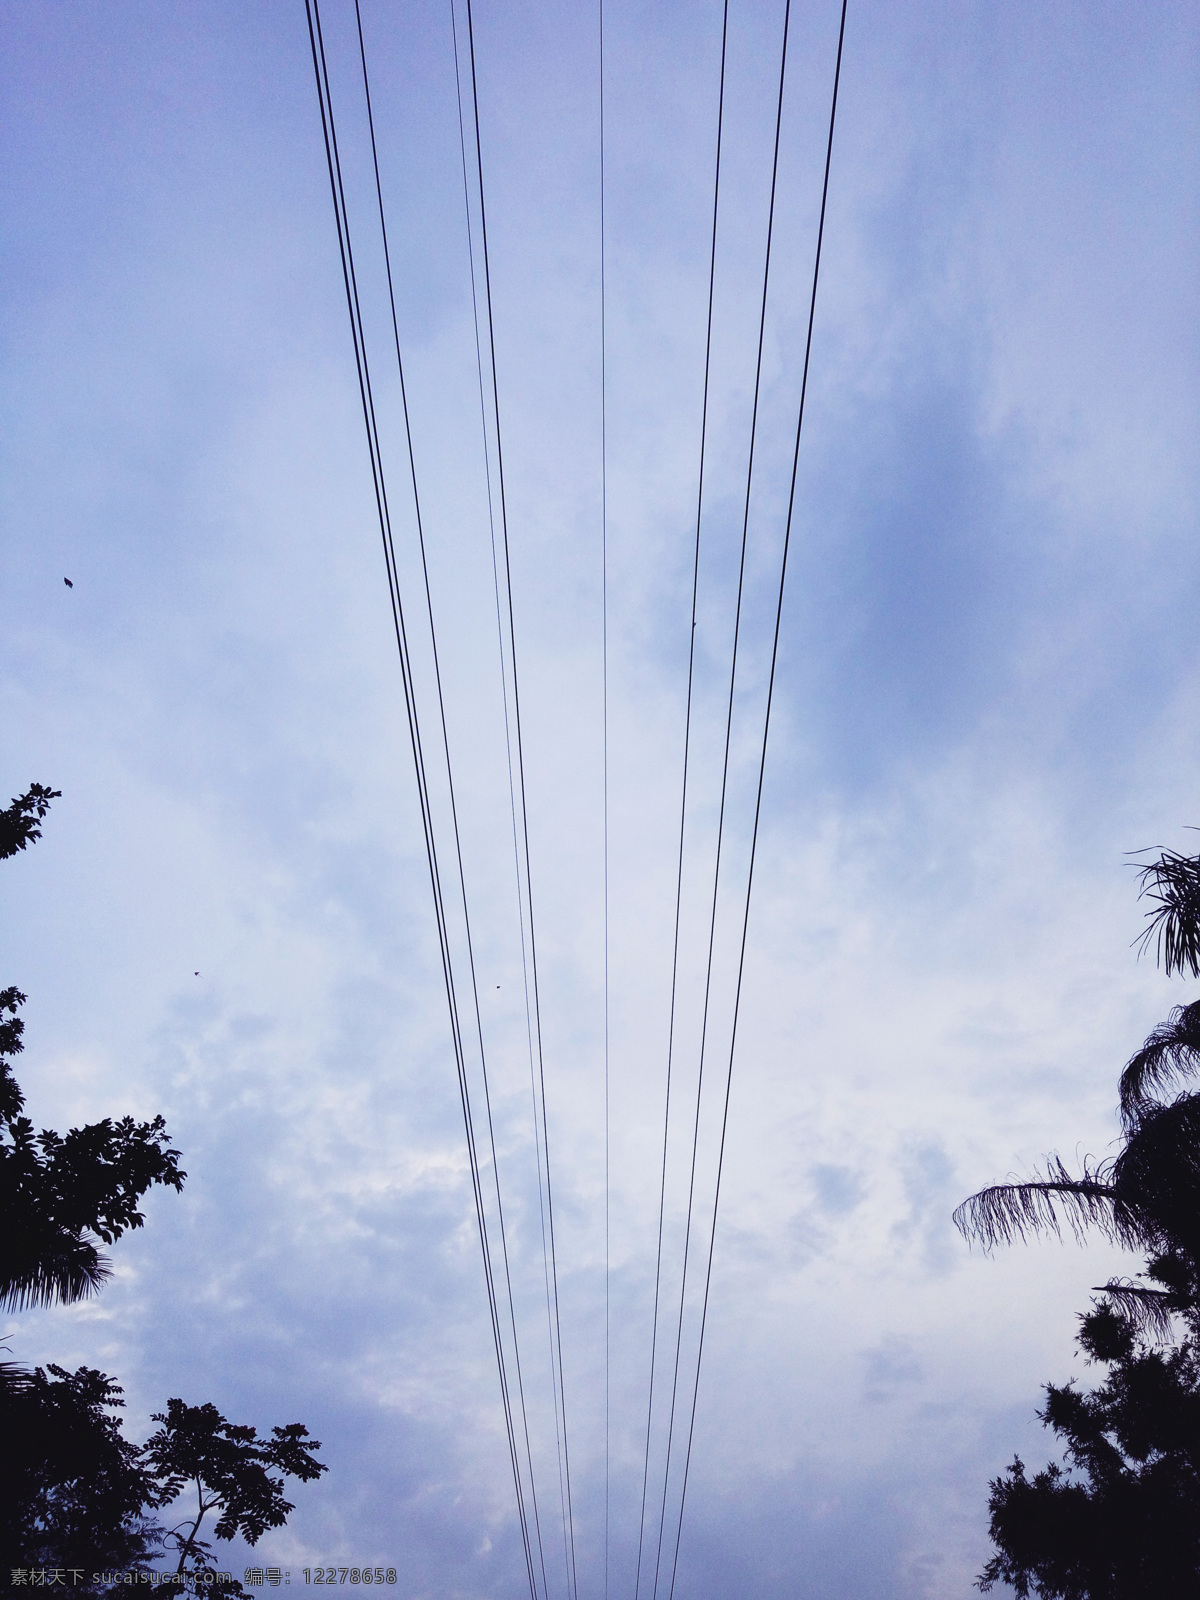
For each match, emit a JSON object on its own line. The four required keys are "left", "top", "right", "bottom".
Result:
{"left": 63, "top": 577, "right": 73, "bottom": 588}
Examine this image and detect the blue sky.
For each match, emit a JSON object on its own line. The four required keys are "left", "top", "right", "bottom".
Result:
{"left": 3, "top": 3, "right": 1199, "bottom": 1597}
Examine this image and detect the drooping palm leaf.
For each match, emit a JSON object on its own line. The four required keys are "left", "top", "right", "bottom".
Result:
{"left": 956, "top": 1095, "right": 1200, "bottom": 1294}
{"left": 1090, "top": 1280, "right": 1182, "bottom": 1342}
{"left": 952, "top": 1156, "right": 1131, "bottom": 1251}
{"left": 1132, "top": 845, "right": 1200, "bottom": 978}
{"left": 0, "top": 1227, "right": 111, "bottom": 1311}
{"left": 0, "top": 1359, "right": 33, "bottom": 1393}
{"left": 1119, "top": 1000, "right": 1200, "bottom": 1129}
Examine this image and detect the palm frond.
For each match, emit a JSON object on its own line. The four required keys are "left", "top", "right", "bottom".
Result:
{"left": 1118, "top": 1000, "right": 1200, "bottom": 1129}
{"left": 1132, "top": 844, "right": 1200, "bottom": 977}
{"left": 0, "top": 1233, "right": 111, "bottom": 1311}
{"left": 1091, "top": 1280, "right": 1181, "bottom": 1343}
{"left": 0, "top": 1359, "right": 34, "bottom": 1393}
{"left": 953, "top": 1156, "right": 1122, "bottom": 1250}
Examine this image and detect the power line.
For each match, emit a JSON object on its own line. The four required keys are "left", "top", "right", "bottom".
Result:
{"left": 348, "top": 3, "right": 555, "bottom": 1593}
{"left": 449, "top": 0, "right": 576, "bottom": 1586}
{"left": 462, "top": 4, "right": 580, "bottom": 1595}
{"left": 302, "top": 3, "right": 542, "bottom": 1594}
{"left": 446, "top": 1, "right": 560, "bottom": 1593}
{"left": 648, "top": 0, "right": 796, "bottom": 1589}
{"left": 449, "top": 2, "right": 588, "bottom": 1589}
{"left": 632, "top": 8, "right": 730, "bottom": 1598}
{"left": 448, "top": 9, "right": 569, "bottom": 1587}
{"left": 598, "top": 0, "right": 611, "bottom": 1595}
{"left": 665, "top": 6, "right": 849, "bottom": 1593}
{"left": 307, "top": 2, "right": 847, "bottom": 1590}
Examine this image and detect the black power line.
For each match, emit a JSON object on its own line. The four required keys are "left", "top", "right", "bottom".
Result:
{"left": 447, "top": 0, "right": 566, "bottom": 1591}
{"left": 648, "top": 0, "right": 796, "bottom": 1589}
{"left": 348, "top": 4, "right": 556, "bottom": 1595}
{"left": 632, "top": 6, "right": 730, "bottom": 1600}
{"left": 302, "top": 3, "right": 545, "bottom": 1594}
{"left": 598, "top": 0, "right": 611, "bottom": 1595}
{"left": 665, "top": 6, "right": 849, "bottom": 1594}
{"left": 461, "top": 4, "right": 580, "bottom": 1595}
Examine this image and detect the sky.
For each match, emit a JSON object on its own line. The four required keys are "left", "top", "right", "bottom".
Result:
{"left": 2, "top": 2, "right": 1198, "bottom": 1597}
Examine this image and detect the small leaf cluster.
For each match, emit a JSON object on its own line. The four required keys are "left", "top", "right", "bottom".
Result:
{"left": 146, "top": 1402, "right": 327, "bottom": 1561}
{"left": 0, "top": 784, "right": 61, "bottom": 861}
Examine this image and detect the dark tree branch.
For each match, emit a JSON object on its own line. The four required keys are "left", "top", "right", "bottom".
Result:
{"left": 0, "top": 785, "right": 61, "bottom": 861}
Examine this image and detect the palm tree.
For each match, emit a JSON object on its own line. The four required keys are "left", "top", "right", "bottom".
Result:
{"left": 954, "top": 844, "right": 1200, "bottom": 1339}
{"left": 1118, "top": 999, "right": 1200, "bottom": 1131}
{"left": 1132, "top": 840, "right": 1200, "bottom": 981}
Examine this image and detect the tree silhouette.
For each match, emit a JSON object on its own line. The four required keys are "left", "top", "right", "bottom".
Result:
{"left": 1132, "top": 842, "right": 1200, "bottom": 980}
{"left": 0, "top": 983, "right": 185, "bottom": 1312}
{"left": 145, "top": 1401, "right": 327, "bottom": 1577}
{"left": 955, "top": 848, "right": 1200, "bottom": 1339}
{"left": 4, "top": 787, "right": 188, "bottom": 1312}
{"left": 954, "top": 1096, "right": 1200, "bottom": 1341}
{"left": 1, "top": 1364, "right": 329, "bottom": 1593}
{"left": 1118, "top": 999, "right": 1200, "bottom": 1132}
{"left": 2, "top": 789, "right": 188, "bottom": 1313}
{"left": 0, "top": 1363, "right": 163, "bottom": 1580}
{"left": 0, "top": 783, "right": 61, "bottom": 860}
{"left": 979, "top": 1298, "right": 1200, "bottom": 1598}
{"left": 2, "top": 785, "right": 328, "bottom": 1583}
{"left": 958, "top": 842, "right": 1200, "bottom": 1593}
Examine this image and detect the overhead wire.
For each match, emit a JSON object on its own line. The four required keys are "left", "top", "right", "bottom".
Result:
{"left": 664, "top": 5, "right": 849, "bottom": 1593}
{"left": 462, "top": 3, "right": 580, "bottom": 1595}
{"left": 450, "top": 21, "right": 573, "bottom": 1595}
{"left": 308, "top": 0, "right": 846, "bottom": 1590}
{"left": 598, "top": 0, "right": 611, "bottom": 1595}
{"left": 302, "top": 3, "right": 545, "bottom": 1595}
{"left": 631, "top": 5, "right": 730, "bottom": 1599}
{"left": 347, "top": 3, "right": 556, "bottom": 1594}
{"left": 445, "top": 4, "right": 563, "bottom": 1595}
{"left": 448, "top": 0, "right": 569, "bottom": 1591}
{"left": 647, "top": 1, "right": 797, "bottom": 1588}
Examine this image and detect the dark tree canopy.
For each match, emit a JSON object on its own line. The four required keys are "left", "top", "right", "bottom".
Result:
{"left": 980, "top": 1299, "right": 1200, "bottom": 1599}
{"left": 2, "top": 783, "right": 328, "bottom": 1580}
{"left": 1, "top": 1365, "right": 328, "bottom": 1594}
{"left": 1118, "top": 999, "right": 1200, "bottom": 1132}
{"left": 0, "top": 1363, "right": 163, "bottom": 1584}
